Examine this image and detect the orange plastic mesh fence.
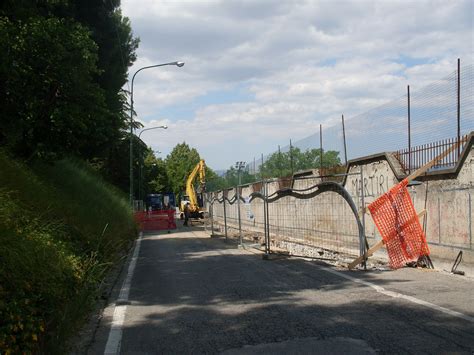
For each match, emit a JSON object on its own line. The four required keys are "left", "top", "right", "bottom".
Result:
{"left": 368, "top": 179, "right": 429, "bottom": 269}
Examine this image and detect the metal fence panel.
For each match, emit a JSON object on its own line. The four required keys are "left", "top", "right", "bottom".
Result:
{"left": 207, "top": 173, "right": 367, "bottom": 260}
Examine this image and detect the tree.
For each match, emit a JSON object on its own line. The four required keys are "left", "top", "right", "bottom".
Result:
{"left": 0, "top": 1, "right": 139, "bottom": 163}
{"left": 205, "top": 168, "right": 227, "bottom": 192}
{"left": 203, "top": 165, "right": 256, "bottom": 191}
{"left": 71, "top": 0, "right": 139, "bottom": 137}
{"left": 0, "top": 0, "right": 140, "bottom": 195}
{"left": 260, "top": 147, "right": 341, "bottom": 178}
{"left": 165, "top": 143, "right": 201, "bottom": 196}
{"left": 143, "top": 151, "right": 170, "bottom": 195}
{"left": 222, "top": 166, "right": 255, "bottom": 187}
{"left": 0, "top": 17, "right": 112, "bottom": 159}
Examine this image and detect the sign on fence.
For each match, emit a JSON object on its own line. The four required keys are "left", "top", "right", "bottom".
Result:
{"left": 244, "top": 197, "right": 254, "bottom": 220}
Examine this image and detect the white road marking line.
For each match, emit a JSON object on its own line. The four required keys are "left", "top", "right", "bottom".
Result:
{"left": 319, "top": 265, "right": 474, "bottom": 323}
{"left": 104, "top": 232, "right": 143, "bottom": 354}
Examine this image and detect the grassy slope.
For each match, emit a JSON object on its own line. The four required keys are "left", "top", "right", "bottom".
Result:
{"left": 0, "top": 152, "right": 136, "bottom": 353}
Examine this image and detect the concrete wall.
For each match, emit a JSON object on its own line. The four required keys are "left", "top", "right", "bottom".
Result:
{"left": 342, "top": 147, "right": 473, "bottom": 269}
{"left": 210, "top": 134, "right": 474, "bottom": 272}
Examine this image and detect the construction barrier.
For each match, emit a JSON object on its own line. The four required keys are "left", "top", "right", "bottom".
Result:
{"left": 134, "top": 210, "right": 177, "bottom": 232}
{"left": 368, "top": 179, "right": 430, "bottom": 269}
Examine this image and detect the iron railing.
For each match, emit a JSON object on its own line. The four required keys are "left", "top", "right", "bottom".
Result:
{"left": 395, "top": 134, "right": 470, "bottom": 173}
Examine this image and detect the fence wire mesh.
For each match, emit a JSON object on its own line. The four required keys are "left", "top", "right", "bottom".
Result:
{"left": 248, "top": 61, "right": 473, "bottom": 174}
{"left": 208, "top": 162, "right": 474, "bottom": 262}
{"left": 208, "top": 173, "right": 367, "bottom": 260}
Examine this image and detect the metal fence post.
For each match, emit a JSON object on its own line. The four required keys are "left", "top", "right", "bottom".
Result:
{"left": 263, "top": 179, "right": 270, "bottom": 257}
{"left": 223, "top": 193, "right": 228, "bottom": 240}
{"left": 320, "top": 124, "right": 323, "bottom": 172}
{"left": 290, "top": 140, "right": 294, "bottom": 175}
{"left": 457, "top": 58, "right": 461, "bottom": 159}
{"left": 210, "top": 198, "right": 214, "bottom": 236}
{"left": 469, "top": 192, "right": 472, "bottom": 251}
{"left": 407, "top": 85, "right": 411, "bottom": 174}
{"left": 203, "top": 193, "right": 208, "bottom": 232}
{"left": 342, "top": 114, "right": 348, "bottom": 166}
{"left": 360, "top": 167, "right": 367, "bottom": 269}
{"left": 237, "top": 186, "right": 242, "bottom": 245}
{"left": 278, "top": 145, "right": 282, "bottom": 178}
{"left": 265, "top": 180, "right": 271, "bottom": 255}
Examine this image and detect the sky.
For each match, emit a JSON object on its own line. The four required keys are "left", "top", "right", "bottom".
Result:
{"left": 121, "top": 0, "right": 473, "bottom": 171}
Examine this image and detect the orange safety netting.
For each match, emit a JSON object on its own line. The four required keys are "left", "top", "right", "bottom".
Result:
{"left": 368, "top": 179, "right": 429, "bottom": 269}
{"left": 134, "top": 210, "right": 177, "bottom": 231}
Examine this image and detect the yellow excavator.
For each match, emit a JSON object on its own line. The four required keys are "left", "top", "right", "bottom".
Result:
{"left": 179, "top": 159, "right": 206, "bottom": 219}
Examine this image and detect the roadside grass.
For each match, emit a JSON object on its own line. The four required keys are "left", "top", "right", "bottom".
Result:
{"left": 0, "top": 152, "right": 137, "bottom": 353}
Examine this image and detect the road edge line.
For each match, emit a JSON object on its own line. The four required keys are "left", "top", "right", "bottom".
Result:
{"left": 318, "top": 265, "right": 474, "bottom": 323}
{"left": 104, "top": 232, "right": 143, "bottom": 354}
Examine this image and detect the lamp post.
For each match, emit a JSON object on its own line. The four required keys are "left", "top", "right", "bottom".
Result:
{"left": 235, "top": 161, "right": 246, "bottom": 245}
{"left": 138, "top": 126, "right": 167, "bottom": 202}
{"left": 129, "top": 61, "right": 184, "bottom": 207}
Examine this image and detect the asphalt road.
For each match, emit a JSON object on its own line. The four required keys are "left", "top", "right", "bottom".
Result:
{"left": 89, "top": 225, "right": 474, "bottom": 354}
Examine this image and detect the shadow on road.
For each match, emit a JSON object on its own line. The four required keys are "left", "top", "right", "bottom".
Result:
{"left": 95, "top": 227, "right": 474, "bottom": 354}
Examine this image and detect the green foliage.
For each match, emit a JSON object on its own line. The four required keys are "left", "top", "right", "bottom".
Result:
{"left": 156, "top": 145, "right": 341, "bottom": 194}
{"left": 0, "top": 16, "right": 111, "bottom": 159}
{"left": 205, "top": 167, "right": 228, "bottom": 192}
{"left": 137, "top": 143, "right": 228, "bottom": 197}
{"left": 261, "top": 147, "right": 341, "bottom": 178}
{"left": 165, "top": 142, "right": 201, "bottom": 196}
{"left": 205, "top": 148, "right": 342, "bottom": 191}
{"left": 0, "top": 1, "right": 141, "bottom": 352}
{"left": 95, "top": 133, "right": 140, "bottom": 195}
{"left": 33, "top": 158, "right": 136, "bottom": 257}
{"left": 224, "top": 166, "right": 256, "bottom": 187}
{"left": 0, "top": 151, "right": 136, "bottom": 353}
{"left": 0, "top": 0, "right": 139, "bottom": 185}
{"left": 71, "top": 1, "right": 139, "bottom": 145}
{"left": 143, "top": 150, "right": 170, "bottom": 195}
{"left": 206, "top": 166, "right": 256, "bottom": 191}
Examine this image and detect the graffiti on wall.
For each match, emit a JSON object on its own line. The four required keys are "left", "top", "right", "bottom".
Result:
{"left": 348, "top": 165, "right": 392, "bottom": 198}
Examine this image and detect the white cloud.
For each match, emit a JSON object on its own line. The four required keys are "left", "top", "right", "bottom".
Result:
{"left": 121, "top": 0, "right": 473, "bottom": 169}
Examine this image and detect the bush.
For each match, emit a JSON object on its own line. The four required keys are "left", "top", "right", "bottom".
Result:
{"left": 0, "top": 152, "right": 136, "bottom": 352}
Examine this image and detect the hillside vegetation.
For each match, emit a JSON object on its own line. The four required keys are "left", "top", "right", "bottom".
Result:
{"left": 0, "top": 151, "right": 136, "bottom": 353}
{"left": 0, "top": 1, "right": 141, "bottom": 352}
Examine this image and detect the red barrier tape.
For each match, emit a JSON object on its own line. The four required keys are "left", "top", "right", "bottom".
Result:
{"left": 134, "top": 210, "right": 177, "bottom": 231}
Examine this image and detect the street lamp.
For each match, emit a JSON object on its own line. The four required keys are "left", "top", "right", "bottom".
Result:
{"left": 129, "top": 61, "right": 184, "bottom": 207}
{"left": 138, "top": 125, "right": 168, "bottom": 139}
{"left": 138, "top": 126, "right": 168, "bottom": 201}
{"left": 235, "top": 161, "right": 246, "bottom": 245}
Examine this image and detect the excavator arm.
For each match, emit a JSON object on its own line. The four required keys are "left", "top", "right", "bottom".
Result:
{"left": 185, "top": 159, "right": 206, "bottom": 212}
